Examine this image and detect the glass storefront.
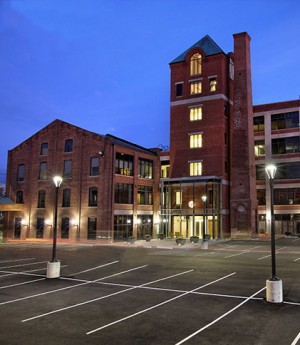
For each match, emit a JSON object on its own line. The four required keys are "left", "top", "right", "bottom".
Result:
{"left": 159, "top": 178, "right": 221, "bottom": 239}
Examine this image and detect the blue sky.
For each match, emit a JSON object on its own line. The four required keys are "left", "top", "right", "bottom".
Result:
{"left": 1, "top": 0, "right": 300, "bottom": 184}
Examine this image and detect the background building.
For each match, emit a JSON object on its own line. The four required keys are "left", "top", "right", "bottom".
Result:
{"left": 5, "top": 120, "right": 160, "bottom": 241}
{"left": 254, "top": 100, "right": 300, "bottom": 236}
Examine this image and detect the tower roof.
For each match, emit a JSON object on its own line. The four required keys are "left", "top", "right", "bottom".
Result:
{"left": 170, "top": 35, "right": 225, "bottom": 64}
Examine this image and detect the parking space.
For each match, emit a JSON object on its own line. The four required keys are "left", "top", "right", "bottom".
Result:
{"left": 0, "top": 240, "right": 299, "bottom": 345}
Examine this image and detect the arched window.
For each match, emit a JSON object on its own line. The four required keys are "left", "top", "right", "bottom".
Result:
{"left": 190, "top": 53, "right": 202, "bottom": 76}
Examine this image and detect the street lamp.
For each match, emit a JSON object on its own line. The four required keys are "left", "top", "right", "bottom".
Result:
{"left": 201, "top": 195, "right": 207, "bottom": 239}
{"left": 47, "top": 175, "right": 63, "bottom": 279}
{"left": 265, "top": 164, "right": 283, "bottom": 303}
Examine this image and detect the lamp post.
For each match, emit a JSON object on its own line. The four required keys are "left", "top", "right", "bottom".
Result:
{"left": 201, "top": 195, "right": 207, "bottom": 239}
{"left": 47, "top": 175, "right": 63, "bottom": 279}
{"left": 201, "top": 195, "right": 208, "bottom": 249}
{"left": 265, "top": 164, "right": 283, "bottom": 303}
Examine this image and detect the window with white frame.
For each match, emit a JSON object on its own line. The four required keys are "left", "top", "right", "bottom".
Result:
{"left": 190, "top": 53, "right": 202, "bottom": 75}
{"left": 190, "top": 81, "right": 202, "bottom": 95}
{"left": 189, "top": 161, "right": 202, "bottom": 176}
{"left": 189, "top": 133, "right": 203, "bottom": 148}
{"left": 190, "top": 106, "right": 202, "bottom": 121}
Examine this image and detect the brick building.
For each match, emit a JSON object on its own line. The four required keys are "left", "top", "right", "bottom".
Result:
{"left": 254, "top": 100, "right": 300, "bottom": 236}
{"left": 160, "top": 32, "right": 257, "bottom": 239}
{"left": 4, "top": 32, "right": 300, "bottom": 241}
{"left": 5, "top": 120, "right": 160, "bottom": 241}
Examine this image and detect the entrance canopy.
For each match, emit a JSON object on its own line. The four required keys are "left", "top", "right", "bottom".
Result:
{"left": 0, "top": 196, "right": 24, "bottom": 212}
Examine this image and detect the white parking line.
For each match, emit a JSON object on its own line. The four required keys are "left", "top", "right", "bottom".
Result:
{"left": 0, "top": 265, "right": 68, "bottom": 278}
{"left": 0, "top": 258, "right": 36, "bottom": 264}
{"left": 258, "top": 246, "right": 287, "bottom": 260}
{"left": 225, "top": 246, "right": 262, "bottom": 258}
{"left": 22, "top": 269, "right": 194, "bottom": 323}
{"left": 291, "top": 331, "right": 300, "bottom": 345}
{"left": 293, "top": 258, "right": 300, "bottom": 262}
{"left": 0, "top": 265, "right": 148, "bottom": 306}
{"left": 175, "top": 286, "right": 266, "bottom": 345}
{"left": 0, "top": 278, "right": 46, "bottom": 289}
{"left": 86, "top": 272, "right": 236, "bottom": 335}
{"left": 68, "top": 260, "right": 119, "bottom": 276}
{"left": 0, "top": 261, "right": 48, "bottom": 269}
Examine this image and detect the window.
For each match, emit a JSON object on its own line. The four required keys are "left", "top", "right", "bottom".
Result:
{"left": 16, "top": 191, "right": 23, "bottom": 204}
{"left": 64, "top": 139, "right": 73, "bottom": 152}
{"left": 114, "top": 215, "right": 133, "bottom": 240}
{"left": 115, "top": 153, "right": 134, "bottom": 176}
{"left": 274, "top": 188, "right": 300, "bottom": 205}
{"left": 175, "top": 191, "right": 182, "bottom": 205}
{"left": 189, "top": 133, "right": 202, "bottom": 148}
{"left": 37, "top": 190, "right": 46, "bottom": 208}
{"left": 271, "top": 111, "right": 299, "bottom": 130}
{"left": 138, "top": 159, "right": 153, "bottom": 179}
{"left": 257, "top": 189, "right": 266, "bottom": 205}
{"left": 209, "top": 78, "right": 217, "bottom": 92}
{"left": 190, "top": 53, "right": 202, "bottom": 75}
{"left": 89, "top": 187, "right": 98, "bottom": 206}
{"left": 40, "top": 142, "right": 48, "bottom": 155}
{"left": 189, "top": 161, "right": 202, "bottom": 176}
{"left": 61, "top": 217, "right": 70, "bottom": 239}
{"left": 176, "top": 83, "right": 183, "bottom": 97}
{"left": 253, "top": 116, "right": 264, "bottom": 132}
{"left": 190, "top": 81, "right": 202, "bottom": 95}
{"left": 62, "top": 188, "right": 71, "bottom": 207}
{"left": 137, "top": 185, "right": 153, "bottom": 205}
{"left": 36, "top": 217, "right": 44, "bottom": 238}
{"left": 17, "top": 164, "right": 25, "bottom": 182}
{"left": 114, "top": 183, "right": 133, "bottom": 204}
{"left": 254, "top": 140, "right": 265, "bottom": 156}
{"left": 161, "top": 163, "right": 170, "bottom": 178}
{"left": 88, "top": 217, "right": 97, "bottom": 240}
{"left": 63, "top": 160, "right": 72, "bottom": 178}
{"left": 272, "top": 137, "right": 300, "bottom": 154}
{"left": 190, "top": 106, "right": 202, "bottom": 121}
{"left": 90, "top": 157, "right": 100, "bottom": 176}
{"left": 39, "top": 162, "right": 47, "bottom": 180}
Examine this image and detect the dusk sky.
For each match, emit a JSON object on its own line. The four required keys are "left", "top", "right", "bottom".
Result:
{"left": 1, "top": 0, "right": 300, "bottom": 184}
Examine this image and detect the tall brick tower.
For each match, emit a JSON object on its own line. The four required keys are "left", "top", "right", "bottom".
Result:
{"left": 230, "top": 32, "right": 257, "bottom": 237}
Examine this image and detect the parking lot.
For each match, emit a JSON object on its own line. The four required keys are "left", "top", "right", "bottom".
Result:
{"left": 0, "top": 238, "right": 300, "bottom": 345}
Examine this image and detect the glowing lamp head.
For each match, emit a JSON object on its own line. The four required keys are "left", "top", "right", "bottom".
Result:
{"left": 53, "top": 176, "right": 63, "bottom": 188}
{"left": 265, "top": 164, "right": 277, "bottom": 180}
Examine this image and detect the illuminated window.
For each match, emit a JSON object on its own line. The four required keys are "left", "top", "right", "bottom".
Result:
{"left": 190, "top": 106, "right": 202, "bottom": 121}
{"left": 161, "top": 164, "right": 170, "bottom": 178}
{"left": 190, "top": 53, "right": 202, "bottom": 75}
{"left": 175, "top": 191, "right": 182, "bottom": 205}
{"left": 209, "top": 78, "right": 217, "bottom": 92}
{"left": 189, "top": 133, "right": 203, "bottom": 148}
{"left": 189, "top": 161, "right": 202, "bottom": 176}
{"left": 190, "top": 81, "right": 202, "bottom": 95}
{"left": 254, "top": 140, "right": 265, "bottom": 156}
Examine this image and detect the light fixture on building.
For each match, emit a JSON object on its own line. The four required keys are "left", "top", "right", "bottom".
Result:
{"left": 265, "top": 164, "right": 283, "bottom": 303}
